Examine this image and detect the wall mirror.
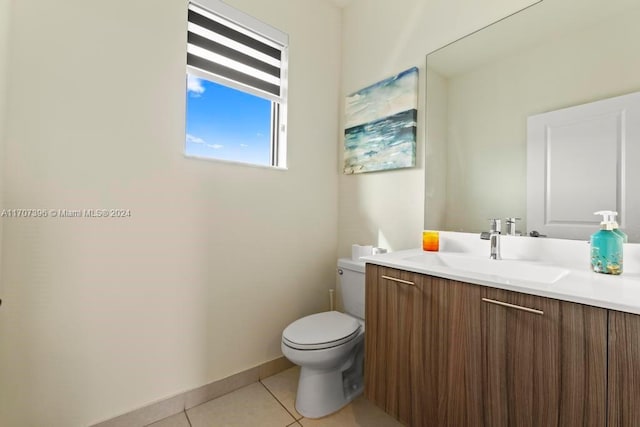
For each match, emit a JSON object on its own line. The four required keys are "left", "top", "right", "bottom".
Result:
{"left": 425, "top": 0, "right": 640, "bottom": 242}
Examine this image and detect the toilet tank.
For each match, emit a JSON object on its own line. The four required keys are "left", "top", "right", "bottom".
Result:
{"left": 337, "top": 258, "right": 366, "bottom": 320}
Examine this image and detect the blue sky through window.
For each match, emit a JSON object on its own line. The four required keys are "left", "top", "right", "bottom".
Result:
{"left": 185, "top": 75, "right": 272, "bottom": 165}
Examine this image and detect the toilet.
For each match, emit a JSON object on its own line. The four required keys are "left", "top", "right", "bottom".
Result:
{"left": 281, "top": 258, "right": 365, "bottom": 419}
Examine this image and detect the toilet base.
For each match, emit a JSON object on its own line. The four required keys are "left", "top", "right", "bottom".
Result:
{"left": 294, "top": 340, "right": 364, "bottom": 419}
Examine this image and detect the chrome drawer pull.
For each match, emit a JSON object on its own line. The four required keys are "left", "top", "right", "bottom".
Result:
{"left": 381, "top": 275, "right": 415, "bottom": 286}
{"left": 482, "top": 298, "right": 543, "bottom": 315}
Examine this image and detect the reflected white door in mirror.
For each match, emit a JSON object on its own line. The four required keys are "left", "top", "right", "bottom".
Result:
{"left": 527, "top": 91, "right": 640, "bottom": 242}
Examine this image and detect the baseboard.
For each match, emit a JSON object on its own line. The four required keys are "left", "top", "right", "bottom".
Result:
{"left": 91, "top": 356, "right": 294, "bottom": 427}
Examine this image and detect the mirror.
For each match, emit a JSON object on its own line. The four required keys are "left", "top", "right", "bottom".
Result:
{"left": 425, "top": 0, "right": 640, "bottom": 241}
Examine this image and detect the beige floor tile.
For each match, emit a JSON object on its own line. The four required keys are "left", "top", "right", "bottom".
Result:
{"left": 146, "top": 412, "right": 190, "bottom": 427}
{"left": 186, "top": 382, "right": 295, "bottom": 427}
{"left": 298, "top": 396, "right": 403, "bottom": 427}
{"left": 261, "top": 366, "right": 302, "bottom": 420}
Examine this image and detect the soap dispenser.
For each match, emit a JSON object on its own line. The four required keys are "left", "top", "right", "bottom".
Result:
{"left": 591, "top": 211, "right": 623, "bottom": 275}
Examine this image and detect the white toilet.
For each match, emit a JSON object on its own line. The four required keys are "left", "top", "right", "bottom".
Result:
{"left": 281, "top": 258, "right": 365, "bottom": 419}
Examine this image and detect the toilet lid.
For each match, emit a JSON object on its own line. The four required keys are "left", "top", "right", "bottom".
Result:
{"left": 282, "top": 311, "right": 361, "bottom": 350}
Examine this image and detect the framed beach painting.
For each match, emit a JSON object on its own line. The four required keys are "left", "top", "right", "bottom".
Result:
{"left": 343, "top": 67, "right": 418, "bottom": 174}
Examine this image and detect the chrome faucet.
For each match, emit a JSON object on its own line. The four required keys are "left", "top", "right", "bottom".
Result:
{"left": 505, "top": 217, "right": 521, "bottom": 236}
{"left": 480, "top": 219, "right": 501, "bottom": 260}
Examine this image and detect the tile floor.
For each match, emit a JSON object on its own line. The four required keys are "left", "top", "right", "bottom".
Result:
{"left": 147, "top": 366, "right": 403, "bottom": 427}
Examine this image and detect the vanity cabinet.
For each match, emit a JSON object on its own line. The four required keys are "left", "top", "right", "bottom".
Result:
{"left": 422, "top": 275, "right": 484, "bottom": 426}
{"left": 481, "top": 288, "right": 607, "bottom": 426}
{"left": 364, "top": 264, "right": 425, "bottom": 426}
{"left": 608, "top": 311, "right": 640, "bottom": 426}
{"left": 365, "top": 264, "right": 609, "bottom": 427}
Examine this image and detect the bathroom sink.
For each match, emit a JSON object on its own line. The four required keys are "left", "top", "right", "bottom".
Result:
{"left": 403, "top": 252, "right": 570, "bottom": 284}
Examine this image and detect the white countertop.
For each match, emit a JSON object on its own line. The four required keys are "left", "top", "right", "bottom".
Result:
{"left": 360, "top": 232, "right": 640, "bottom": 315}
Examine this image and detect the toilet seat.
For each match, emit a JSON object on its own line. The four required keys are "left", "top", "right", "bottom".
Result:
{"left": 282, "top": 311, "right": 361, "bottom": 350}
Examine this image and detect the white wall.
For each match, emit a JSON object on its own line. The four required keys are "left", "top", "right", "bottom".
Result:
{"left": 442, "top": 6, "right": 640, "bottom": 234}
{"left": 0, "top": 0, "right": 341, "bottom": 425}
{"left": 0, "top": 0, "right": 9, "bottom": 290}
{"left": 338, "top": 0, "right": 537, "bottom": 256}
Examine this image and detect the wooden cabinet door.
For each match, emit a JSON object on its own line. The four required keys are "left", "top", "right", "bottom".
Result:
{"left": 608, "top": 310, "right": 640, "bottom": 427}
{"left": 365, "top": 264, "right": 424, "bottom": 426}
{"left": 482, "top": 288, "right": 607, "bottom": 427}
{"left": 422, "top": 277, "right": 484, "bottom": 427}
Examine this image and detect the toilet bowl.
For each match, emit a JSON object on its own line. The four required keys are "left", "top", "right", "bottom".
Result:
{"left": 281, "top": 258, "right": 366, "bottom": 419}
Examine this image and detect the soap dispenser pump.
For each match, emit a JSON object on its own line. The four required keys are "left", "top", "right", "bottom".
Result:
{"left": 591, "top": 211, "right": 623, "bottom": 275}
{"left": 595, "top": 210, "right": 628, "bottom": 243}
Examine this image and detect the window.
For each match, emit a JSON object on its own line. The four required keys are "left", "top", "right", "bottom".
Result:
{"left": 185, "top": 0, "right": 288, "bottom": 168}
